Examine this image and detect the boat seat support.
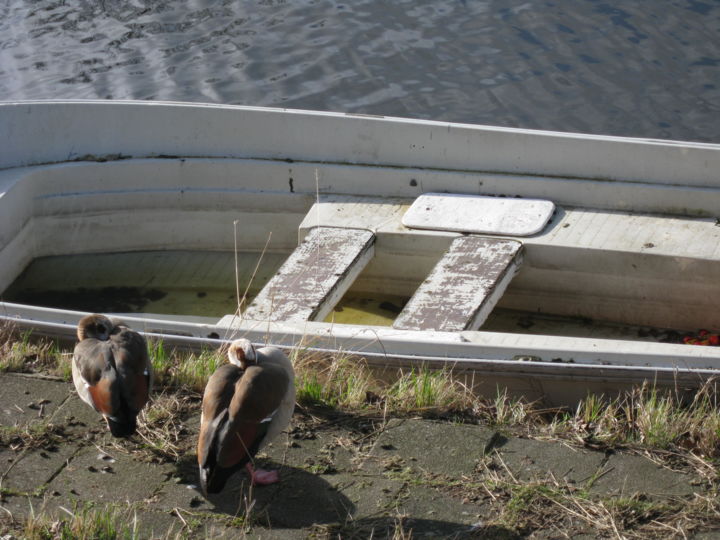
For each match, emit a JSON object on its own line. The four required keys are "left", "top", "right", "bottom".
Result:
{"left": 393, "top": 236, "right": 523, "bottom": 332}
{"left": 243, "top": 226, "right": 375, "bottom": 323}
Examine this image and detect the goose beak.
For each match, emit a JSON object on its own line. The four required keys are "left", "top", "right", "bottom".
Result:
{"left": 199, "top": 466, "right": 210, "bottom": 497}
{"left": 199, "top": 464, "right": 228, "bottom": 495}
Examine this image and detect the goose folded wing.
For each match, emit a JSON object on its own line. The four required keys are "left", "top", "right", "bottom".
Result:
{"left": 73, "top": 340, "right": 120, "bottom": 417}
{"left": 112, "top": 332, "right": 151, "bottom": 414}
{"left": 215, "top": 364, "right": 290, "bottom": 468}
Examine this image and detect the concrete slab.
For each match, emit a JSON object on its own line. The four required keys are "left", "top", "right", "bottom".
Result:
{"left": 252, "top": 467, "right": 356, "bottom": 529}
{"left": 146, "top": 471, "right": 209, "bottom": 514}
{"left": 363, "top": 419, "right": 495, "bottom": 477}
{"left": 491, "top": 436, "right": 606, "bottom": 485}
{"left": 589, "top": 452, "right": 699, "bottom": 499}
{"left": 0, "top": 374, "right": 71, "bottom": 427}
{"left": 0, "top": 373, "right": 716, "bottom": 538}
{"left": 48, "top": 392, "right": 107, "bottom": 434}
{"left": 46, "top": 446, "right": 167, "bottom": 504}
{"left": 171, "top": 461, "right": 356, "bottom": 530}
{"left": 0, "top": 373, "right": 103, "bottom": 439}
{"left": 321, "top": 472, "right": 402, "bottom": 518}
{"left": 0, "top": 444, "right": 78, "bottom": 494}
{"left": 393, "top": 484, "right": 485, "bottom": 537}
{"left": 262, "top": 428, "right": 359, "bottom": 474}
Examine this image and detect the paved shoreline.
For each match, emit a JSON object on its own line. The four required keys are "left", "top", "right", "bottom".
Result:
{"left": 0, "top": 373, "right": 714, "bottom": 538}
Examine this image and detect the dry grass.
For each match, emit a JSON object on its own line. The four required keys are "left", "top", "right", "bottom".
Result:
{"left": 0, "top": 325, "right": 71, "bottom": 380}
{"left": 473, "top": 453, "right": 720, "bottom": 539}
{"left": 2, "top": 327, "right": 720, "bottom": 467}
{"left": 310, "top": 512, "right": 417, "bottom": 540}
{"left": 1, "top": 327, "right": 720, "bottom": 538}
{"left": 111, "top": 391, "right": 198, "bottom": 464}
{"left": 20, "top": 502, "right": 139, "bottom": 540}
{"left": 0, "top": 422, "right": 66, "bottom": 454}
{"left": 548, "top": 381, "right": 720, "bottom": 461}
{"left": 14, "top": 501, "right": 191, "bottom": 540}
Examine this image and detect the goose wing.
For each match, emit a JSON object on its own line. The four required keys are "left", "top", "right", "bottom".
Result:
{"left": 72, "top": 339, "right": 121, "bottom": 418}
{"left": 215, "top": 362, "right": 290, "bottom": 468}
{"left": 111, "top": 326, "right": 152, "bottom": 414}
{"left": 198, "top": 361, "right": 290, "bottom": 494}
{"left": 198, "top": 364, "right": 241, "bottom": 473}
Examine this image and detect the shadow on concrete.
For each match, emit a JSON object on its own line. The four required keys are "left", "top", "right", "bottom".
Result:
{"left": 319, "top": 516, "right": 521, "bottom": 539}
{"left": 211, "top": 467, "right": 355, "bottom": 528}
{"left": 174, "top": 455, "right": 355, "bottom": 529}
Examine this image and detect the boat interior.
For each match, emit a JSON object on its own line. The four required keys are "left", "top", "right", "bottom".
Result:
{"left": 1, "top": 102, "right": 719, "bottom": 386}
{"left": 1, "top": 157, "right": 719, "bottom": 340}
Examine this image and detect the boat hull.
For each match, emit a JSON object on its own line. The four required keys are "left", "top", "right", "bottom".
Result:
{"left": 1, "top": 100, "right": 719, "bottom": 404}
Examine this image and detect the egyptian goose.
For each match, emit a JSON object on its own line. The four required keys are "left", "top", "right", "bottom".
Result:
{"left": 72, "top": 314, "right": 152, "bottom": 438}
{"left": 198, "top": 339, "right": 295, "bottom": 495}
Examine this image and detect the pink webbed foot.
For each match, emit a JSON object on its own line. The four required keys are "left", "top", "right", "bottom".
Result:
{"left": 245, "top": 462, "right": 280, "bottom": 485}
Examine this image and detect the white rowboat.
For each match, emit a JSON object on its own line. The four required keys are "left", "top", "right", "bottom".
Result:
{"left": 1, "top": 100, "right": 719, "bottom": 404}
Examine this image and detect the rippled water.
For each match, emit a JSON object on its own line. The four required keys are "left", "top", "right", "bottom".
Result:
{"left": 1, "top": 1, "right": 719, "bottom": 140}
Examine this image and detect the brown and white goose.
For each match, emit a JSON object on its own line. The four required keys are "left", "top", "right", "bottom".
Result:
{"left": 198, "top": 339, "right": 295, "bottom": 495}
{"left": 72, "top": 314, "right": 152, "bottom": 438}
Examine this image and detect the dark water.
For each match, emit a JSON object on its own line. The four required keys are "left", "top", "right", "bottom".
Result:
{"left": 1, "top": 1, "right": 719, "bottom": 141}
{"left": 2, "top": 250, "right": 410, "bottom": 323}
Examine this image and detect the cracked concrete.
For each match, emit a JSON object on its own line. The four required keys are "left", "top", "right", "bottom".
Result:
{"left": 0, "top": 373, "right": 716, "bottom": 539}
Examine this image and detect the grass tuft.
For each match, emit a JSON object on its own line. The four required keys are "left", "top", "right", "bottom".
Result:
{"left": 23, "top": 502, "right": 139, "bottom": 540}
{"left": 0, "top": 326, "right": 68, "bottom": 378}
{"left": 486, "top": 386, "right": 532, "bottom": 427}
{"left": 149, "top": 339, "right": 223, "bottom": 393}
{"left": 387, "top": 367, "right": 467, "bottom": 411}
{"left": 293, "top": 346, "right": 373, "bottom": 408}
{"left": 554, "top": 381, "right": 720, "bottom": 458}
{"left": 1, "top": 330, "right": 720, "bottom": 463}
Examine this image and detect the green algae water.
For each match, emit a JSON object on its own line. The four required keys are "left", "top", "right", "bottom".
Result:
{"left": 323, "top": 292, "right": 408, "bottom": 327}
{"left": 2, "top": 251, "right": 407, "bottom": 326}
{"left": 2, "top": 251, "right": 286, "bottom": 319}
{"left": 2, "top": 251, "right": 688, "bottom": 338}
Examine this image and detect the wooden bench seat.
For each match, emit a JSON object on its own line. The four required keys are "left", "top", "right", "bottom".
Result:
{"left": 243, "top": 226, "right": 375, "bottom": 323}
{"left": 393, "top": 236, "right": 523, "bottom": 332}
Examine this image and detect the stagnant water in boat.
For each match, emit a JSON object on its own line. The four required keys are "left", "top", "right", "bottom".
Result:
{"left": 1, "top": 250, "right": 689, "bottom": 343}
{"left": 1, "top": 251, "right": 408, "bottom": 326}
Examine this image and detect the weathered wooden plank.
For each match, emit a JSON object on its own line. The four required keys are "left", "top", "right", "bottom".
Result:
{"left": 393, "top": 236, "right": 523, "bottom": 332}
{"left": 243, "top": 227, "right": 375, "bottom": 322}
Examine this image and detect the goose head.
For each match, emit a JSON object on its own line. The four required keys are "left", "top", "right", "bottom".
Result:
{"left": 77, "top": 314, "right": 114, "bottom": 341}
{"left": 227, "top": 339, "right": 256, "bottom": 369}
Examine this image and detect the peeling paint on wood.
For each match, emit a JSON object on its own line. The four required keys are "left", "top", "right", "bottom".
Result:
{"left": 244, "top": 227, "right": 375, "bottom": 322}
{"left": 394, "top": 236, "right": 523, "bottom": 332}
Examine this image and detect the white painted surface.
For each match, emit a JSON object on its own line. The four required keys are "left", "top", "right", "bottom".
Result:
{"left": 402, "top": 193, "right": 555, "bottom": 236}
{"left": 2, "top": 301, "right": 719, "bottom": 370}
{"left": 2, "top": 101, "right": 720, "bottom": 193}
{"left": 2, "top": 301, "right": 720, "bottom": 405}
{"left": 1, "top": 101, "right": 719, "bottom": 394}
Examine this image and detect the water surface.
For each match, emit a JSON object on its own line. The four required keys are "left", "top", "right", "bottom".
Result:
{"left": 1, "top": 0, "right": 718, "bottom": 141}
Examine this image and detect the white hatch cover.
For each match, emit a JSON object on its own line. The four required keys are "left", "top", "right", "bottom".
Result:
{"left": 402, "top": 193, "right": 555, "bottom": 236}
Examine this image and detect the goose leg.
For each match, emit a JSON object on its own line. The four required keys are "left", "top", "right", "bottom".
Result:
{"left": 245, "top": 462, "right": 280, "bottom": 485}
